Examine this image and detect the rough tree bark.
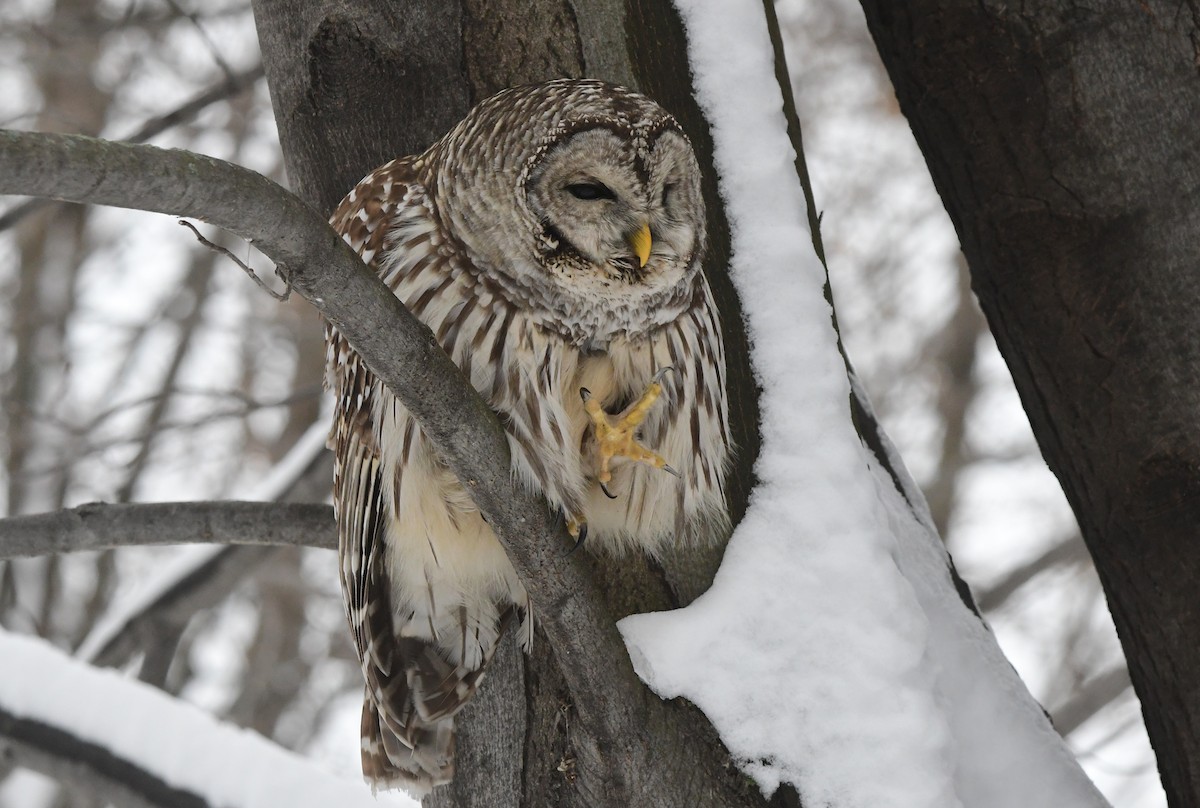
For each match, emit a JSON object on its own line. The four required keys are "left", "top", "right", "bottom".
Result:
{"left": 855, "top": 3, "right": 1200, "bottom": 805}
{"left": 249, "top": 1, "right": 777, "bottom": 806}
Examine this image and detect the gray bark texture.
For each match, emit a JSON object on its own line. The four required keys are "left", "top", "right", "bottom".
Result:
{"left": 249, "top": 1, "right": 774, "bottom": 806}
{"left": 854, "top": 2, "right": 1200, "bottom": 805}
{"left": 0, "top": 501, "right": 335, "bottom": 559}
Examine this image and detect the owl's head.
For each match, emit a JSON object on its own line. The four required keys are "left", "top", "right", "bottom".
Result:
{"left": 522, "top": 114, "right": 703, "bottom": 286}
{"left": 431, "top": 80, "right": 706, "bottom": 341}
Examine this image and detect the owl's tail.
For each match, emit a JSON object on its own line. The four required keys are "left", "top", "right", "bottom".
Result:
{"left": 358, "top": 606, "right": 523, "bottom": 796}
{"left": 361, "top": 694, "right": 453, "bottom": 796}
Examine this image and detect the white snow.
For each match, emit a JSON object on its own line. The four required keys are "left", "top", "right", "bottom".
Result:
{"left": 0, "top": 629, "right": 416, "bottom": 808}
{"left": 618, "top": 2, "right": 1111, "bottom": 806}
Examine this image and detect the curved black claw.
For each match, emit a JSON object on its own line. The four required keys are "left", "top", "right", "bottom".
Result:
{"left": 565, "top": 522, "right": 588, "bottom": 556}
{"left": 579, "top": 387, "right": 592, "bottom": 402}
{"left": 662, "top": 464, "right": 681, "bottom": 478}
{"left": 600, "top": 481, "right": 618, "bottom": 499}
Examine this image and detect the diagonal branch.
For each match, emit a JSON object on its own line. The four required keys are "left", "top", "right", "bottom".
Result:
{"left": 974, "top": 532, "right": 1089, "bottom": 614}
{"left": 0, "top": 129, "right": 657, "bottom": 800}
{"left": 1051, "top": 664, "right": 1133, "bottom": 739}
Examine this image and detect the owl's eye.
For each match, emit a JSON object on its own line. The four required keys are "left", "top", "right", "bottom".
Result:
{"left": 566, "top": 182, "right": 615, "bottom": 201}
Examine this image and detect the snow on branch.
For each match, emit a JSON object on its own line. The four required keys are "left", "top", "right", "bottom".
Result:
{"left": 78, "top": 419, "right": 335, "bottom": 669}
{"left": 76, "top": 544, "right": 272, "bottom": 667}
{"left": 0, "top": 630, "right": 414, "bottom": 808}
{"left": 0, "top": 129, "right": 662, "bottom": 801}
{"left": 617, "top": 1, "right": 1110, "bottom": 807}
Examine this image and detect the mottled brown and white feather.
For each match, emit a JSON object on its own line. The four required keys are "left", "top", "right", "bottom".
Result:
{"left": 325, "top": 79, "right": 732, "bottom": 796}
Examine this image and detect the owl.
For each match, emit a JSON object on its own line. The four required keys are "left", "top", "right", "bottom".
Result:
{"left": 325, "top": 79, "right": 731, "bottom": 794}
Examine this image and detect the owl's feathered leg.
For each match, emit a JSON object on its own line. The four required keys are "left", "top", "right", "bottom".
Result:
{"left": 580, "top": 367, "right": 680, "bottom": 499}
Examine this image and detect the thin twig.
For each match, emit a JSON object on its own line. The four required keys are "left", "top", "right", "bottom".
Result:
{"left": 178, "top": 219, "right": 290, "bottom": 301}
{"left": 22, "top": 383, "right": 322, "bottom": 439}
{"left": 161, "top": 0, "right": 237, "bottom": 80}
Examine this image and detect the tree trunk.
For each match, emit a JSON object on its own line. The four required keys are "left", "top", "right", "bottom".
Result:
{"left": 251, "top": 1, "right": 768, "bottom": 805}
{"left": 855, "top": 3, "right": 1200, "bottom": 805}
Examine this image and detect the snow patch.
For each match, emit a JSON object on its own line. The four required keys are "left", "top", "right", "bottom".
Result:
{"left": 0, "top": 630, "right": 416, "bottom": 808}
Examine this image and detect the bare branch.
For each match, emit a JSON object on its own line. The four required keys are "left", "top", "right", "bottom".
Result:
{"left": 119, "top": 66, "right": 264, "bottom": 145}
{"left": 160, "top": 0, "right": 238, "bottom": 80}
{"left": 81, "top": 424, "right": 334, "bottom": 669}
{"left": 0, "top": 501, "right": 335, "bottom": 560}
{"left": 0, "top": 63, "right": 264, "bottom": 234}
{"left": 83, "top": 544, "right": 277, "bottom": 668}
{"left": 0, "top": 130, "right": 651, "bottom": 797}
{"left": 922, "top": 256, "right": 986, "bottom": 539}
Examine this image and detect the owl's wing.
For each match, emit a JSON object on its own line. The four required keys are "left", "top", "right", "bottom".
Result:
{"left": 332, "top": 345, "right": 510, "bottom": 791}
{"left": 327, "top": 343, "right": 424, "bottom": 788}
{"left": 327, "top": 160, "right": 493, "bottom": 792}
{"left": 327, "top": 158, "right": 415, "bottom": 675}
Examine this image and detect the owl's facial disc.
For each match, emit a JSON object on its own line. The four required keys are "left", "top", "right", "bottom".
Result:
{"left": 525, "top": 128, "right": 701, "bottom": 286}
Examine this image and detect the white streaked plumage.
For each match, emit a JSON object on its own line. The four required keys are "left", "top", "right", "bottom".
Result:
{"left": 325, "top": 79, "right": 731, "bottom": 795}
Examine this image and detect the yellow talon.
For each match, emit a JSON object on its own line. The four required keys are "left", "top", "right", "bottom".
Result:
{"left": 580, "top": 368, "right": 676, "bottom": 489}
{"left": 566, "top": 517, "right": 587, "bottom": 555}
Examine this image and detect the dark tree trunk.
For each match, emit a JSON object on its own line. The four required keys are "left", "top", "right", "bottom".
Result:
{"left": 251, "top": 2, "right": 768, "bottom": 806}
{"left": 855, "top": 3, "right": 1200, "bottom": 805}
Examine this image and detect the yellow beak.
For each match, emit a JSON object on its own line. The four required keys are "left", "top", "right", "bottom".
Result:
{"left": 629, "top": 223, "right": 652, "bottom": 268}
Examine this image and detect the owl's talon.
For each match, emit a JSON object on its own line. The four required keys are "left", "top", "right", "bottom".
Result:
{"left": 663, "top": 464, "right": 680, "bottom": 478}
{"left": 565, "top": 519, "right": 588, "bottom": 556}
{"left": 652, "top": 366, "right": 675, "bottom": 384}
{"left": 583, "top": 370, "right": 677, "bottom": 490}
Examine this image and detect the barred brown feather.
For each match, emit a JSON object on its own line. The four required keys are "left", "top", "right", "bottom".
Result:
{"left": 325, "top": 80, "right": 731, "bottom": 795}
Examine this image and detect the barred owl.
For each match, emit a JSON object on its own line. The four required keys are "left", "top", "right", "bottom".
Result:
{"left": 326, "top": 79, "right": 731, "bottom": 794}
